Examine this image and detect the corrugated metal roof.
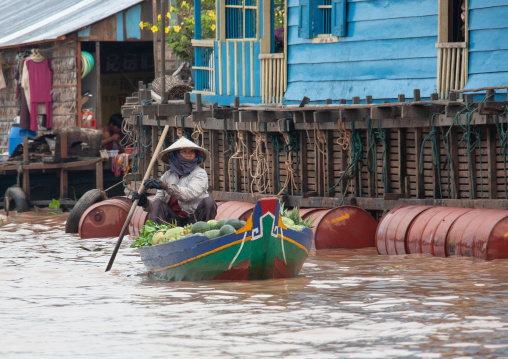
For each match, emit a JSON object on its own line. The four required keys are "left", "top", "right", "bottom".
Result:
{"left": 0, "top": 0, "right": 144, "bottom": 48}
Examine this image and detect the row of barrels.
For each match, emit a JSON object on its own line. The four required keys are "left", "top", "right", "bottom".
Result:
{"left": 77, "top": 197, "right": 378, "bottom": 250}
{"left": 376, "top": 205, "right": 508, "bottom": 260}
{"left": 75, "top": 195, "right": 508, "bottom": 260}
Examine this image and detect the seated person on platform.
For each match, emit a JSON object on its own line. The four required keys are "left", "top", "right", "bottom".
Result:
{"left": 132, "top": 137, "right": 217, "bottom": 226}
{"left": 101, "top": 113, "right": 125, "bottom": 152}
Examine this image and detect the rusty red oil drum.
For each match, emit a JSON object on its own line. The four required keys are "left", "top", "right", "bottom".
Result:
{"left": 78, "top": 198, "right": 132, "bottom": 239}
{"left": 447, "top": 208, "right": 508, "bottom": 260}
{"left": 302, "top": 206, "right": 378, "bottom": 250}
{"left": 128, "top": 206, "right": 150, "bottom": 239}
{"left": 215, "top": 201, "right": 255, "bottom": 221}
{"left": 406, "top": 206, "right": 452, "bottom": 254}
{"left": 299, "top": 207, "right": 326, "bottom": 220}
{"left": 376, "top": 205, "right": 433, "bottom": 255}
{"left": 418, "top": 207, "right": 473, "bottom": 257}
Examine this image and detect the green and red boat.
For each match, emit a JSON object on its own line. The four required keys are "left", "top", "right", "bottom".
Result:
{"left": 138, "top": 198, "right": 313, "bottom": 281}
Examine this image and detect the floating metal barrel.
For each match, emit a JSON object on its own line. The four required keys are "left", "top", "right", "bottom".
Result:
{"left": 215, "top": 201, "right": 255, "bottom": 221}
{"left": 302, "top": 206, "right": 378, "bottom": 250}
{"left": 128, "top": 206, "right": 150, "bottom": 239}
{"left": 79, "top": 198, "right": 132, "bottom": 239}
{"left": 376, "top": 205, "right": 433, "bottom": 255}
{"left": 414, "top": 207, "right": 473, "bottom": 257}
{"left": 406, "top": 206, "right": 452, "bottom": 254}
{"left": 447, "top": 208, "right": 508, "bottom": 260}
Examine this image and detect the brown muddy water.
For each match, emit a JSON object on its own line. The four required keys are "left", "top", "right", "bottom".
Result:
{"left": 2, "top": 210, "right": 508, "bottom": 359}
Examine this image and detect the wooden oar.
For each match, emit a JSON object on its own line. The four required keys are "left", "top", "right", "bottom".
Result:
{"left": 105, "top": 125, "right": 170, "bottom": 272}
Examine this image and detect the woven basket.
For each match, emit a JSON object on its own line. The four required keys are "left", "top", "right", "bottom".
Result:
{"left": 151, "top": 75, "right": 193, "bottom": 100}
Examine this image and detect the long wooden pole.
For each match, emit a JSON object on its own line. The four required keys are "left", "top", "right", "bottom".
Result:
{"left": 105, "top": 125, "right": 170, "bottom": 272}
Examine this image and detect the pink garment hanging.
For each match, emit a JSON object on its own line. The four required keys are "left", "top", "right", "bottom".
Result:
{"left": 26, "top": 59, "right": 53, "bottom": 131}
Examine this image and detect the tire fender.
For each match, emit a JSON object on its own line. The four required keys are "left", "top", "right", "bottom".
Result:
{"left": 4, "top": 186, "right": 30, "bottom": 215}
{"left": 65, "top": 189, "right": 107, "bottom": 233}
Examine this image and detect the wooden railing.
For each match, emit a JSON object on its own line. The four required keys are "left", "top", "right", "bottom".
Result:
{"left": 259, "top": 53, "right": 286, "bottom": 104}
{"left": 436, "top": 42, "right": 468, "bottom": 99}
{"left": 192, "top": 40, "right": 216, "bottom": 94}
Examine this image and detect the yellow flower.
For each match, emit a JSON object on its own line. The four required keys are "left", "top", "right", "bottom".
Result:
{"left": 166, "top": 12, "right": 171, "bottom": 18}
{"left": 139, "top": 21, "right": 144, "bottom": 29}
{"left": 170, "top": 6, "right": 174, "bottom": 13}
{"left": 174, "top": 25, "right": 181, "bottom": 33}
{"left": 211, "top": 24, "right": 216, "bottom": 31}
{"left": 151, "top": 26, "right": 158, "bottom": 33}
{"left": 165, "top": 27, "right": 169, "bottom": 34}
{"left": 210, "top": 10, "right": 215, "bottom": 17}
{"left": 158, "top": 14, "right": 161, "bottom": 21}
{"left": 182, "top": 1, "right": 187, "bottom": 7}
{"left": 191, "top": 20, "right": 194, "bottom": 24}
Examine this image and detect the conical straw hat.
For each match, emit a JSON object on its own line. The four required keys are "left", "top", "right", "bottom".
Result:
{"left": 158, "top": 137, "right": 210, "bottom": 165}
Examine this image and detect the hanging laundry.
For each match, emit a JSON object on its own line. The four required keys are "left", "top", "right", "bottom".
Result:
{"left": 26, "top": 58, "right": 53, "bottom": 131}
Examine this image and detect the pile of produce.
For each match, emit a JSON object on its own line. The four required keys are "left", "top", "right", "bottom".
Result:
{"left": 131, "top": 204, "right": 315, "bottom": 248}
{"left": 131, "top": 218, "right": 247, "bottom": 248}
{"left": 280, "top": 204, "right": 316, "bottom": 231}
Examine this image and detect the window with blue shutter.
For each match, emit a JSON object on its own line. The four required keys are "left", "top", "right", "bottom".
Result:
{"left": 298, "top": 0, "right": 313, "bottom": 38}
{"left": 331, "top": 0, "right": 346, "bottom": 37}
{"left": 299, "top": 0, "right": 347, "bottom": 38}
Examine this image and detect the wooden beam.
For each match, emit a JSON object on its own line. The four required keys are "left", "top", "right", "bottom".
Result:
{"left": 325, "top": 130, "right": 334, "bottom": 197}
{"left": 210, "top": 130, "right": 220, "bottom": 191}
{"left": 398, "top": 128, "right": 407, "bottom": 195}
{"left": 96, "top": 160, "right": 103, "bottom": 190}
{"left": 487, "top": 125, "right": 498, "bottom": 199}
{"left": 449, "top": 128, "right": 460, "bottom": 199}
{"left": 414, "top": 128, "right": 424, "bottom": 198}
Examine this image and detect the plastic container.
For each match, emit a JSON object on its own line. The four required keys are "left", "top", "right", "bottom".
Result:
{"left": 8, "top": 124, "right": 36, "bottom": 156}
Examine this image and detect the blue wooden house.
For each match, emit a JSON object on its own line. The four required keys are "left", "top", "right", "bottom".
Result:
{"left": 191, "top": 0, "right": 508, "bottom": 105}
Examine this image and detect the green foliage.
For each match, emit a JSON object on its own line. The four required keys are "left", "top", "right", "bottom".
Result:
{"left": 280, "top": 202, "right": 315, "bottom": 229}
{"left": 131, "top": 220, "right": 176, "bottom": 248}
{"left": 48, "top": 199, "right": 61, "bottom": 215}
{"left": 141, "top": 0, "right": 216, "bottom": 63}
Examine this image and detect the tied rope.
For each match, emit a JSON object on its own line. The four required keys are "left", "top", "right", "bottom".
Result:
{"left": 494, "top": 108, "right": 508, "bottom": 197}
{"left": 277, "top": 119, "right": 300, "bottom": 196}
{"left": 305, "top": 123, "right": 328, "bottom": 194}
{"left": 191, "top": 120, "right": 205, "bottom": 147}
{"left": 249, "top": 122, "right": 271, "bottom": 195}
{"left": 419, "top": 112, "right": 443, "bottom": 199}
{"left": 336, "top": 119, "right": 351, "bottom": 150}
{"left": 366, "top": 117, "right": 388, "bottom": 196}
{"left": 443, "top": 101, "right": 482, "bottom": 199}
{"left": 228, "top": 123, "right": 249, "bottom": 193}
{"left": 329, "top": 122, "right": 363, "bottom": 204}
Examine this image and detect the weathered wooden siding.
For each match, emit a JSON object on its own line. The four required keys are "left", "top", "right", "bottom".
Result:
{"left": 0, "top": 40, "right": 78, "bottom": 151}
{"left": 465, "top": 0, "right": 508, "bottom": 90}
{"left": 285, "top": 0, "right": 438, "bottom": 103}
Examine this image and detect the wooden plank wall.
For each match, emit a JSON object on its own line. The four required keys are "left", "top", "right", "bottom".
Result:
{"left": 0, "top": 41, "right": 78, "bottom": 151}
{"left": 285, "top": 0, "right": 438, "bottom": 102}
{"left": 464, "top": 1, "right": 508, "bottom": 89}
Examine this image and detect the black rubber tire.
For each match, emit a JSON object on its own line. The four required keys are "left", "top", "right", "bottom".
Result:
{"left": 4, "top": 186, "right": 29, "bottom": 214}
{"left": 65, "top": 189, "right": 107, "bottom": 233}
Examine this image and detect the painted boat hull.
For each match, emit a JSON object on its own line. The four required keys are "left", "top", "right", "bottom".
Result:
{"left": 139, "top": 198, "right": 313, "bottom": 281}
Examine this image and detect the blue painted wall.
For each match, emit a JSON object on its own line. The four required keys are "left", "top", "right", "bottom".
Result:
{"left": 465, "top": 0, "right": 508, "bottom": 91}
{"left": 285, "top": 0, "right": 439, "bottom": 103}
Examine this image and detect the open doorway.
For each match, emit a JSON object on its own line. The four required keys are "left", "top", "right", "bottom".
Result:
{"left": 80, "top": 41, "right": 154, "bottom": 128}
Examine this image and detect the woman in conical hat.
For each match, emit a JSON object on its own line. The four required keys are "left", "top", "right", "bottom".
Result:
{"left": 132, "top": 137, "right": 217, "bottom": 226}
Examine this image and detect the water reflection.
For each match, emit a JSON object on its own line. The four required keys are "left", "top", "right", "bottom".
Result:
{"left": 2, "top": 211, "right": 508, "bottom": 358}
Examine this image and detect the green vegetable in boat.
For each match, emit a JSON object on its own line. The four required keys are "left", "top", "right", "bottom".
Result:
{"left": 192, "top": 221, "right": 211, "bottom": 234}
{"left": 219, "top": 224, "right": 236, "bottom": 236}
{"left": 152, "top": 231, "right": 165, "bottom": 245}
{"left": 204, "top": 229, "right": 221, "bottom": 238}
{"left": 216, "top": 218, "right": 227, "bottom": 229}
{"left": 164, "top": 227, "right": 184, "bottom": 241}
{"left": 282, "top": 217, "right": 295, "bottom": 227}
{"left": 225, "top": 218, "right": 242, "bottom": 230}
{"left": 207, "top": 220, "right": 218, "bottom": 229}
